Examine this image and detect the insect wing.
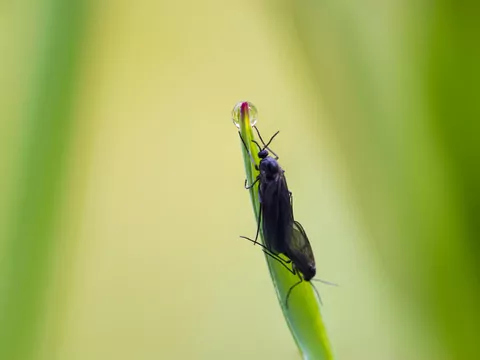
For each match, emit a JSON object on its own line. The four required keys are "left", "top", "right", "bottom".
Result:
{"left": 260, "top": 173, "right": 293, "bottom": 254}
{"left": 286, "top": 221, "right": 316, "bottom": 281}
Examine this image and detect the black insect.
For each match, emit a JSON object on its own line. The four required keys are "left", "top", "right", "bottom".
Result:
{"left": 243, "top": 219, "right": 335, "bottom": 308}
{"left": 238, "top": 127, "right": 336, "bottom": 308}
{"left": 282, "top": 221, "right": 337, "bottom": 307}
{"left": 238, "top": 126, "right": 293, "bottom": 255}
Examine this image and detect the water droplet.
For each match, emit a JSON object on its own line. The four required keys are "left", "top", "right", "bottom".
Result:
{"left": 232, "top": 101, "right": 258, "bottom": 129}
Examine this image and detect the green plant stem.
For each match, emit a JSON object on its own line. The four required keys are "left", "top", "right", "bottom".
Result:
{"left": 237, "top": 103, "right": 334, "bottom": 359}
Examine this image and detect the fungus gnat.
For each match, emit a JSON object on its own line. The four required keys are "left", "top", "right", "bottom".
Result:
{"left": 238, "top": 126, "right": 293, "bottom": 256}
{"left": 239, "top": 127, "right": 336, "bottom": 308}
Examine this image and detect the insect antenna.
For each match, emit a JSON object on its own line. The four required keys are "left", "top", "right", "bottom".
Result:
{"left": 311, "top": 278, "right": 339, "bottom": 287}
{"left": 253, "top": 125, "right": 268, "bottom": 147}
{"left": 253, "top": 126, "right": 280, "bottom": 160}
{"left": 308, "top": 278, "right": 339, "bottom": 307}
{"left": 309, "top": 282, "right": 323, "bottom": 306}
{"left": 285, "top": 278, "right": 328, "bottom": 309}
{"left": 263, "top": 130, "right": 280, "bottom": 149}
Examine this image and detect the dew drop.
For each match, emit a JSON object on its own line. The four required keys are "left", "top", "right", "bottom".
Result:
{"left": 232, "top": 101, "right": 258, "bottom": 129}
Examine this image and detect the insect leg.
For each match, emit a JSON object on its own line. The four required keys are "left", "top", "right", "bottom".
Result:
{"left": 244, "top": 177, "right": 259, "bottom": 189}
{"left": 267, "top": 148, "right": 279, "bottom": 161}
{"left": 240, "top": 235, "right": 292, "bottom": 264}
{"left": 261, "top": 249, "right": 296, "bottom": 275}
{"left": 237, "top": 204, "right": 261, "bottom": 246}
{"left": 238, "top": 201, "right": 262, "bottom": 246}
{"left": 239, "top": 235, "right": 294, "bottom": 270}
{"left": 253, "top": 204, "right": 263, "bottom": 245}
{"left": 286, "top": 274, "right": 304, "bottom": 310}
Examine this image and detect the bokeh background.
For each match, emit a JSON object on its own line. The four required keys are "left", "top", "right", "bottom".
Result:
{"left": 1, "top": 0, "right": 479, "bottom": 359}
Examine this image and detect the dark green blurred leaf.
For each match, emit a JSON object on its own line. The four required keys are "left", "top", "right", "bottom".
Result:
{"left": 0, "top": 1, "right": 88, "bottom": 359}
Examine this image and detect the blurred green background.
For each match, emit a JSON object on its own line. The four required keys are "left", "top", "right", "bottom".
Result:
{"left": 1, "top": 0, "right": 479, "bottom": 359}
